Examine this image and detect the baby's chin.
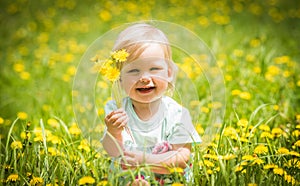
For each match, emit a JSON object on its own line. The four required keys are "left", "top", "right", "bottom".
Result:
{"left": 130, "top": 95, "right": 163, "bottom": 104}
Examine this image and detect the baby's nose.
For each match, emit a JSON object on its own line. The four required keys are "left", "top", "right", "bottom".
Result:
{"left": 139, "top": 76, "right": 151, "bottom": 83}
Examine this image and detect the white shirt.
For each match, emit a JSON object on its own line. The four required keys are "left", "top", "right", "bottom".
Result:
{"left": 104, "top": 96, "right": 201, "bottom": 153}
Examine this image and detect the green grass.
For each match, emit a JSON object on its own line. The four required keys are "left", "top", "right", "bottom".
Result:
{"left": 1, "top": 0, "right": 300, "bottom": 185}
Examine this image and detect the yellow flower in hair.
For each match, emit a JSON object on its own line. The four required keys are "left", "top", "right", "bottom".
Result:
{"left": 111, "top": 49, "right": 129, "bottom": 62}
{"left": 92, "top": 49, "right": 129, "bottom": 82}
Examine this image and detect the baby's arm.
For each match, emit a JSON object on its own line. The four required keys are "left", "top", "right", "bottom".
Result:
{"left": 122, "top": 144, "right": 191, "bottom": 174}
{"left": 102, "top": 108, "right": 129, "bottom": 157}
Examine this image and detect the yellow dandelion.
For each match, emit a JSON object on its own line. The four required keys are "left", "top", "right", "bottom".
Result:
{"left": 254, "top": 144, "right": 268, "bottom": 154}
{"left": 222, "top": 154, "right": 236, "bottom": 160}
{"left": 6, "top": 174, "right": 19, "bottom": 182}
{"left": 292, "top": 130, "right": 299, "bottom": 138}
{"left": 99, "top": 10, "right": 112, "bottom": 22}
{"left": 172, "top": 183, "right": 184, "bottom": 186}
{"left": 239, "top": 91, "right": 252, "bottom": 100}
{"left": 235, "top": 165, "right": 244, "bottom": 172}
{"left": 20, "top": 71, "right": 31, "bottom": 80}
{"left": 271, "top": 127, "right": 283, "bottom": 137}
{"left": 246, "top": 54, "right": 256, "bottom": 62}
{"left": 284, "top": 174, "right": 296, "bottom": 185}
{"left": 259, "top": 124, "right": 270, "bottom": 132}
{"left": 97, "top": 180, "right": 108, "bottom": 186}
{"left": 48, "top": 147, "right": 59, "bottom": 156}
{"left": 252, "top": 158, "right": 264, "bottom": 165}
{"left": 248, "top": 183, "right": 257, "bottom": 186}
{"left": 196, "top": 125, "right": 204, "bottom": 135}
{"left": 260, "top": 132, "right": 274, "bottom": 139}
{"left": 169, "top": 167, "right": 184, "bottom": 173}
{"left": 47, "top": 135, "right": 61, "bottom": 144}
{"left": 242, "top": 155, "right": 256, "bottom": 161}
{"left": 69, "top": 123, "right": 81, "bottom": 136}
{"left": 17, "top": 112, "right": 28, "bottom": 120}
{"left": 289, "top": 151, "right": 300, "bottom": 157}
{"left": 78, "top": 139, "right": 91, "bottom": 152}
{"left": 78, "top": 176, "right": 95, "bottom": 185}
{"left": 30, "top": 176, "right": 43, "bottom": 186}
{"left": 206, "top": 169, "right": 213, "bottom": 174}
{"left": 284, "top": 158, "right": 300, "bottom": 168}
{"left": 47, "top": 118, "right": 59, "bottom": 128}
{"left": 13, "top": 63, "right": 25, "bottom": 72}
{"left": 274, "top": 56, "right": 290, "bottom": 64}
{"left": 105, "top": 67, "right": 120, "bottom": 82}
{"left": 273, "top": 167, "right": 284, "bottom": 175}
{"left": 200, "top": 106, "right": 209, "bottom": 113}
{"left": 233, "top": 49, "right": 244, "bottom": 57}
{"left": 263, "top": 164, "right": 277, "bottom": 170}
{"left": 111, "top": 49, "right": 129, "bottom": 63}
{"left": 20, "top": 131, "right": 31, "bottom": 140}
{"left": 0, "top": 117, "right": 4, "bottom": 124}
{"left": 294, "top": 140, "right": 300, "bottom": 147}
{"left": 202, "top": 160, "right": 215, "bottom": 167}
{"left": 11, "top": 141, "right": 23, "bottom": 150}
{"left": 203, "top": 154, "right": 219, "bottom": 161}
{"left": 273, "top": 105, "right": 279, "bottom": 111}
{"left": 277, "top": 147, "right": 289, "bottom": 154}
{"left": 237, "top": 118, "right": 248, "bottom": 128}
{"left": 231, "top": 89, "right": 241, "bottom": 96}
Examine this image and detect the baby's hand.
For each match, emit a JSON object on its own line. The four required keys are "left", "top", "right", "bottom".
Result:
{"left": 105, "top": 108, "right": 129, "bottom": 136}
{"left": 152, "top": 141, "right": 172, "bottom": 154}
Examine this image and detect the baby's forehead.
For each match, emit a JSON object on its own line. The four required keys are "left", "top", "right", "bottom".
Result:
{"left": 124, "top": 57, "right": 167, "bottom": 68}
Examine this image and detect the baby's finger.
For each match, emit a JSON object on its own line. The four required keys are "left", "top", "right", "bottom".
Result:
{"left": 116, "top": 116, "right": 129, "bottom": 128}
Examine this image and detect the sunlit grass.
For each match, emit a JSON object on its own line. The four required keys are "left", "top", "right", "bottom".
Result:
{"left": 1, "top": 0, "right": 300, "bottom": 185}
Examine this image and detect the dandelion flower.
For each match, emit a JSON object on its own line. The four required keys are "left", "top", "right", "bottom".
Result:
{"left": 30, "top": 176, "right": 43, "bottom": 186}
{"left": 206, "top": 169, "right": 213, "bottom": 174}
{"left": 17, "top": 112, "right": 28, "bottom": 120}
{"left": 263, "top": 164, "right": 277, "bottom": 170}
{"left": 78, "top": 139, "right": 91, "bottom": 152}
{"left": 222, "top": 154, "right": 236, "bottom": 160}
{"left": 97, "top": 180, "right": 109, "bottom": 186}
{"left": 11, "top": 141, "right": 23, "bottom": 149}
{"left": 277, "top": 147, "right": 289, "bottom": 154}
{"left": 254, "top": 144, "right": 268, "bottom": 154}
{"left": 169, "top": 167, "right": 184, "bottom": 173}
{"left": 273, "top": 167, "right": 284, "bottom": 175}
{"left": 171, "top": 183, "right": 184, "bottom": 186}
{"left": 237, "top": 118, "right": 248, "bottom": 128}
{"left": 6, "top": 174, "right": 19, "bottom": 182}
{"left": 242, "top": 155, "right": 256, "bottom": 161}
{"left": 47, "top": 118, "right": 59, "bottom": 128}
{"left": 260, "top": 132, "right": 274, "bottom": 139}
{"left": 69, "top": 123, "right": 81, "bottom": 136}
{"left": 289, "top": 151, "right": 300, "bottom": 157}
{"left": 239, "top": 91, "right": 252, "bottom": 100}
{"left": 0, "top": 117, "right": 4, "bottom": 124}
{"left": 248, "top": 183, "right": 257, "bottom": 186}
{"left": 252, "top": 158, "right": 264, "bottom": 165}
{"left": 235, "top": 165, "right": 244, "bottom": 172}
{"left": 259, "top": 124, "right": 270, "bottom": 132}
{"left": 78, "top": 176, "right": 95, "bottom": 185}
{"left": 294, "top": 140, "right": 300, "bottom": 147}
{"left": 111, "top": 49, "right": 129, "bottom": 62}
{"left": 271, "top": 127, "right": 283, "bottom": 137}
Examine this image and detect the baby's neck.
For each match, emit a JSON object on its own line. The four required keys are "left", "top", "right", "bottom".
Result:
{"left": 131, "top": 99, "right": 161, "bottom": 121}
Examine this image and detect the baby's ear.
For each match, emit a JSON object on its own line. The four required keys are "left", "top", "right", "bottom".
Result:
{"left": 167, "top": 68, "right": 174, "bottom": 82}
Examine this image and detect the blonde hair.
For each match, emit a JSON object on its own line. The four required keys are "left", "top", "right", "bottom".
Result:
{"left": 112, "top": 23, "right": 178, "bottom": 86}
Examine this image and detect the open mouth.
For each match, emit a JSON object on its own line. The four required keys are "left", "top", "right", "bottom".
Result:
{"left": 136, "top": 87, "right": 155, "bottom": 93}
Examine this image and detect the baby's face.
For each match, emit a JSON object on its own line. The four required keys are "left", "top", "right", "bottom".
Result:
{"left": 120, "top": 44, "right": 172, "bottom": 103}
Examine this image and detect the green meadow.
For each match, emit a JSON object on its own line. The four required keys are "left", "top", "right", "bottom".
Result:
{"left": 0, "top": 0, "right": 300, "bottom": 185}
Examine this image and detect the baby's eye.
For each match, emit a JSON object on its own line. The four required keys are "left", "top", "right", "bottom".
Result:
{"left": 127, "top": 69, "right": 139, "bottom": 73}
{"left": 150, "top": 67, "right": 162, "bottom": 71}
